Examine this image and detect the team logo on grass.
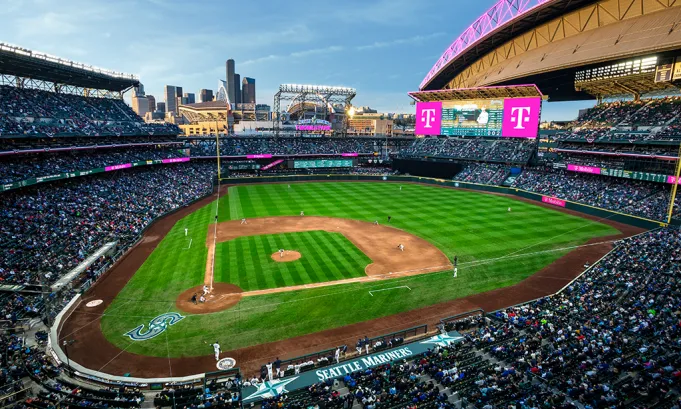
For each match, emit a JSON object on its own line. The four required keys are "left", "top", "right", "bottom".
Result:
{"left": 124, "top": 312, "right": 185, "bottom": 341}
{"left": 216, "top": 357, "right": 236, "bottom": 370}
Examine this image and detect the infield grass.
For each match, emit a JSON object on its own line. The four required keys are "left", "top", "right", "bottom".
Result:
{"left": 100, "top": 182, "right": 619, "bottom": 357}
{"left": 214, "top": 231, "right": 371, "bottom": 291}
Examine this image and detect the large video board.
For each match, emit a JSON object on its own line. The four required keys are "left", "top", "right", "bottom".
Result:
{"left": 415, "top": 97, "right": 541, "bottom": 139}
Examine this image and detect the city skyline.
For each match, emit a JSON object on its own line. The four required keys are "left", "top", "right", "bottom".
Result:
{"left": 0, "top": 0, "right": 597, "bottom": 119}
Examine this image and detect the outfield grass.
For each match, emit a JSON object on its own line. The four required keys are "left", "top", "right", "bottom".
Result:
{"left": 100, "top": 182, "right": 619, "bottom": 357}
{"left": 214, "top": 231, "right": 371, "bottom": 291}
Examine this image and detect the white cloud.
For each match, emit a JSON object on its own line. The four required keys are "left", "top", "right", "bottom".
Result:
{"left": 290, "top": 45, "right": 344, "bottom": 57}
{"left": 356, "top": 33, "right": 446, "bottom": 51}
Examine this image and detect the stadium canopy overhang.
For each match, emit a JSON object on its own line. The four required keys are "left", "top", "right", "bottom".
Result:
{"left": 421, "top": 0, "right": 599, "bottom": 91}
{"left": 408, "top": 84, "right": 543, "bottom": 102}
{"left": 0, "top": 43, "right": 139, "bottom": 92}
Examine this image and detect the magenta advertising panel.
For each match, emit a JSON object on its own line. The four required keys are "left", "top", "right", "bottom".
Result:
{"left": 105, "top": 163, "right": 132, "bottom": 172}
{"left": 501, "top": 97, "right": 541, "bottom": 138}
{"left": 668, "top": 176, "right": 679, "bottom": 184}
{"left": 414, "top": 101, "right": 442, "bottom": 136}
{"left": 567, "top": 164, "right": 602, "bottom": 174}
{"left": 261, "top": 159, "right": 284, "bottom": 170}
{"left": 542, "top": 196, "right": 566, "bottom": 207}
{"left": 296, "top": 124, "right": 332, "bottom": 131}
{"left": 162, "top": 157, "right": 190, "bottom": 164}
{"left": 247, "top": 154, "right": 272, "bottom": 159}
{"left": 341, "top": 152, "right": 358, "bottom": 157}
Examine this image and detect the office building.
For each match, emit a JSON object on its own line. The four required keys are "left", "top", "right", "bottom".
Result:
{"left": 199, "top": 89, "right": 214, "bottom": 103}
{"left": 242, "top": 77, "right": 256, "bottom": 104}
{"left": 183, "top": 93, "right": 195, "bottom": 104}
{"left": 157, "top": 102, "right": 166, "bottom": 114}
{"left": 233, "top": 73, "right": 241, "bottom": 104}
{"left": 131, "top": 95, "right": 148, "bottom": 117}
{"left": 146, "top": 95, "right": 156, "bottom": 113}
{"left": 164, "top": 85, "right": 177, "bottom": 116}
{"left": 226, "top": 59, "right": 235, "bottom": 103}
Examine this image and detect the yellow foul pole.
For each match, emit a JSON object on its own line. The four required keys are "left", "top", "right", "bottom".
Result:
{"left": 667, "top": 142, "right": 681, "bottom": 225}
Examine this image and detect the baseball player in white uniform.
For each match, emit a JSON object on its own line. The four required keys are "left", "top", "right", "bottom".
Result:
{"left": 334, "top": 347, "right": 340, "bottom": 364}
{"left": 207, "top": 341, "right": 221, "bottom": 361}
{"left": 279, "top": 249, "right": 285, "bottom": 258}
{"left": 453, "top": 267, "right": 458, "bottom": 278}
{"left": 184, "top": 228, "right": 188, "bottom": 236}
{"left": 508, "top": 207, "right": 511, "bottom": 212}
{"left": 300, "top": 211, "right": 304, "bottom": 216}
{"left": 398, "top": 244, "right": 404, "bottom": 252}
{"left": 241, "top": 218, "right": 247, "bottom": 224}
{"left": 203, "top": 285, "right": 209, "bottom": 295}
{"left": 266, "top": 362, "right": 273, "bottom": 381}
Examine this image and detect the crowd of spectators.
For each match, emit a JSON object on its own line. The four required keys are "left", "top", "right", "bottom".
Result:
{"left": 0, "top": 85, "right": 179, "bottom": 137}
{"left": 0, "top": 146, "right": 186, "bottom": 184}
{"left": 623, "top": 96, "right": 681, "bottom": 126}
{"left": 0, "top": 135, "right": 180, "bottom": 153}
{"left": 189, "top": 137, "right": 380, "bottom": 157}
{"left": 399, "top": 138, "right": 534, "bottom": 163}
{"left": 154, "top": 379, "right": 241, "bottom": 409}
{"left": 486, "top": 227, "right": 681, "bottom": 408}
{"left": 571, "top": 100, "right": 646, "bottom": 128}
{"left": 453, "top": 164, "right": 510, "bottom": 185}
{"left": 263, "top": 228, "right": 681, "bottom": 409}
{"left": 511, "top": 168, "right": 679, "bottom": 220}
{"left": 0, "top": 163, "right": 215, "bottom": 288}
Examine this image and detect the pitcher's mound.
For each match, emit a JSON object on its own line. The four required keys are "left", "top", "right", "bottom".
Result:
{"left": 272, "top": 251, "right": 302, "bottom": 262}
{"left": 176, "top": 283, "right": 243, "bottom": 314}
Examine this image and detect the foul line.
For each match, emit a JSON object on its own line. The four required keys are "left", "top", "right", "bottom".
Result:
{"left": 369, "top": 286, "right": 411, "bottom": 296}
{"left": 184, "top": 238, "right": 192, "bottom": 250}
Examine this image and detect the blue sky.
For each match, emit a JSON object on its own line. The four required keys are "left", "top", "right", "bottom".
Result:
{"left": 0, "top": 0, "right": 596, "bottom": 119}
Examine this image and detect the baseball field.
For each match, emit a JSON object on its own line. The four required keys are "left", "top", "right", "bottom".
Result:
{"left": 96, "top": 181, "right": 619, "bottom": 361}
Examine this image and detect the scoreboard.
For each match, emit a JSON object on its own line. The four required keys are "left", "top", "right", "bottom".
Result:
{"left": 440, "top": 99, "right": 504, "bottom": 137}
{"left": 293, "top": 159, "right": 354, "bottom": 169}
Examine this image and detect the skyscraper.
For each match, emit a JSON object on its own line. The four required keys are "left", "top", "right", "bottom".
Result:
{"left": 183, "top": 93, "right": 195, "bottom": 104}
{"left": 164, "top": 85, "right": 177, "bottom": 115}
{"left": 242, "top": 77, "right": 256, "bottom": 104}
{"left": 157, "top": 102, "right": 166, "bottom": 113}
{"left": 131, "top": 95, "right": 148, "bottom": 117}
{"left": 147, "top": 95, "right": 156, "bottom": 113}
{"left": 226, "top": 59, "right": 235, "bottom": 103}
{"left": 199, "top": 89, "right": 214, "bottom": 103}
{"left": 234, "top": 73, "right": 241, "bottom": 104}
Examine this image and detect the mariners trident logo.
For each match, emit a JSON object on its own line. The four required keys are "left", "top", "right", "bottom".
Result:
{"left": 124, "top": 312, "right": 185, "bottom": 341}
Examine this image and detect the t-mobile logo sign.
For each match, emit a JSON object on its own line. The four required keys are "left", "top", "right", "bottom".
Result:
{"left": 510, "top": 107, "right": 532, "bottom": 129}
{"left": 414, "top": 101, "right": 442, "bottom": 136}
{"left": 502, "top": 97, "right": 541, "bottom": 138}
{"left": 421, "top": 109, "right": 438, "bottom": 128}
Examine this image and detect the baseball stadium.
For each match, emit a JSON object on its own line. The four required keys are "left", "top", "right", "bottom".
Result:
{"left": 2, "top": 0, "right": 681, "bottom": 408}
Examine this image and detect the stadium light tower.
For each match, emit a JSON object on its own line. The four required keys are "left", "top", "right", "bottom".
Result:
{"left": 273, "top": 84, "right": 356, "bottom": 137}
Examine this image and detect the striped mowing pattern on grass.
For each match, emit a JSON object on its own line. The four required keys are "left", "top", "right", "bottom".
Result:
{"left": 100, "top": 182, "right": 619, "bottom": 357}
{"left": 214, "top": 231, "right": 371, "bottom": 291}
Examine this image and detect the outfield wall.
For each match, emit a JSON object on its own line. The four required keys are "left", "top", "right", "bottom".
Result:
{"left": 220, "top": 174, "right": 667, "bottom": 230}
